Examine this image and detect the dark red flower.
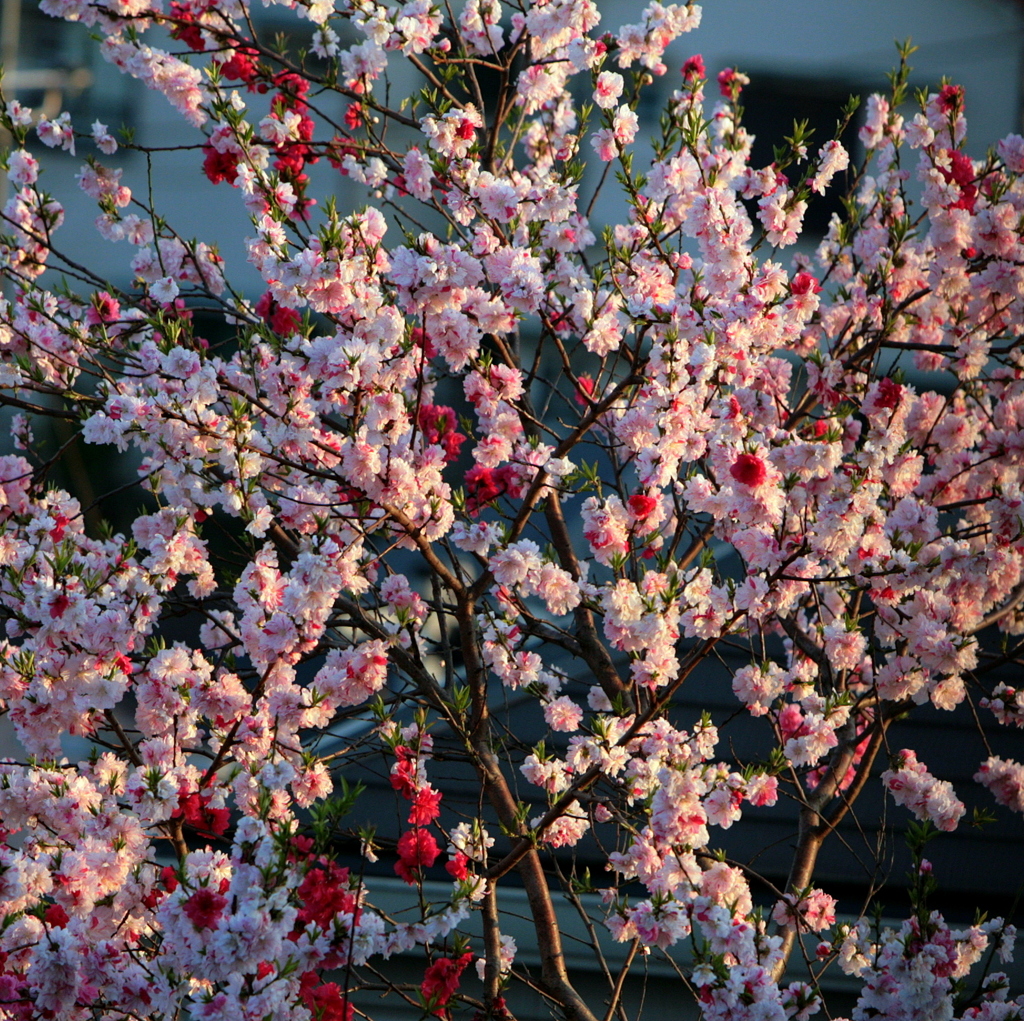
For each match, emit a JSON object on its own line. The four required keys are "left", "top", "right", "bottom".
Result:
{"left": 730, "top": 453, "right": 768, "bottom": 488}
{"left": 273, "top": 71, "right": 310, "bottom": 110}
{"left": 183, "top": 887, "right": 228, "bottom": 929}
{"left": 390, "top": 745, "right": 419, "bottom": 799}
{"left": 937, "top": 84, "right": 964, "bottom": 114}
{"left": 291, "top": 835, "right": 315, "bottom": 857}
{"left": 790, "top": 272, "right": 821, "bottom": 296}
{"left": 300, "top": 972, "right": 353, "bottom": 1021}
{"left": 717, "top": 67, "right": 743, "bottom": 100}
{"left": 168, "top": 2, "right": 206, "bottom": 50}
{"left": 395, "top": 828, "right": 440, "bottom": 884}
{"left": 420, "top": 952, "right": 473, "bottom": 1015}
{"left": 175, "top": 790, "right": 230, "bottom": 838}
{"left": 417, "top": 404, "right": 466, "bottom": 462}
{"left": 344, "top": 103, "right": 363, "bottom": 131}
{"left": 202, "top": 142, "right": 240, "bottom": 185}
{"left": 296, "top": 861, "right": 358, "bottom": 930}
{"left": 628, "top": 494, "right": 659, "bottom": 521}
{"left": 445, "top": 852, "right": 469, "bottom": 882}
{"left": 218, "top": 48, "right": 260, "bottom": 84}
{"left": 409, "top": 786, "right": 442, "bottom": 826}
{"left": 44, "top": 904, "right": 69, "bottom": 928}
{"left": 255, "top": 291, "right": 302, "bottom": 336}
{"left": 574, "top": 374, "right": 596, "bottom": 406}
{"left": 938, "top": 148, "right": 978, "bottom": 212}
{"left": 682, "top": 54, "right": 705, "bottom": 83}
{"left": 875, "top": 378, "right": 904, "bottom": 411}
{"left": 465, "top": 464, "right": 520, "bottom": 514}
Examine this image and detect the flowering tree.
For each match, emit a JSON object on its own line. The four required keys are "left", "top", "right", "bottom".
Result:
{"left": 2, "top": 1, "right": 1024, "bottom": 1019}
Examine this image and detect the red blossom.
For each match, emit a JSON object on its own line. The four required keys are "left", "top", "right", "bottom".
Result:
{"left": 574, "top": 374, "right": 596, "bottom": 406}
{"left": 344, "top": 103, "right": 363, "bottom": 130}
{"left": 717, "top": 67, "right": 743, "bottom": 99}
{"left": 273, "top": 70, "right": 310, "bottom": 106}
{"left": 85, "top": 291, "right": 121, "bottom": 326}
{"left": 167, "top": 2, "right": 206, "bottom": 50}
{"left": 296, "top": 861, "right": 358, "bottom": 930}
{"left": 417, "top": 404, "right": 466, "bottom": 462}
{"left": 217, "top": 48, "right": 261, "bottom": 84}
{"left": 255, "top": 291, "right": 302, "bottom": 335}
{"left": 445, "top": 853, "right": 469, "bottom": 881}
{"left": 409, "top": 785, "right": 442, "bottom": 825}
{"left": 43, "top": 904, "right": 69, "bottom": 928}
{"left": 875, "top": 378, "right": 904, "bottom": 410}
{"left": 291, "top": 834, "right": 316, "bottom": 858}
{"left": 183, "top": 887, "right": 228, "bottom": 929}
{"left": 464, "top": 464, "right": 519, "bottom": 515}
{"left": 300, "top": 971, "right": 353, "bottom": 1021}
{"left": 202, "top": 142, "right": 240, "bottom": 185}
{"left": 790, "top": 272, "right": 821, "bottom": 296}
{"left": 327, "top": 136, "right": 361, "bottom": 169}
{"left": 390, "top": 745, "right": 420, "bottom": 798}
{"left": 682, "top": 54, "right": 705, "bottom": 82}
{"left": 49, "top": 513, "right": 70, "bottom": 541}
{"left": 420, "top": 952, "right": 473, "bottom": 1015}
{"left": 730, "top": 453, "right": 768, "bottom": 488}
{"left": 937, "top": 83, "right": 964, "bottom": 114}
{"left": 938, "top": 148, "right": 978, "bottom": 212}
{"left": 174, "top": 790, "right": 230, "bottom": 838}
{"left": 395, "top": 828, "right": 440, "bottom": 884}
{"left": 627, "top": 494, "right": 659, "bottom": 521}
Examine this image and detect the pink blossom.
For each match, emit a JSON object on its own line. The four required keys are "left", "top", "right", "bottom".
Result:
{"left": 773, "top": 889, "right": 837, "bottom": 933}
{"left": 975, "top": 757, "right": 1024, "bottom": 813}
{"left": 593, "top": 71, "right": 624, "bottom": 110}
{"left": 543, "top": 696, "right": 583, "bottom": 733}
{"left": 7, "top": 150, "right": 39, "bottom": 186}
{"left": 6, "top": 10, "right": 1024, "bottom": 1021}
{"left": 91, "top": 121, "right": 118, "bottom": 154}
{"left": 811, "top": 139, "right": 849, "bottom": 194}
{"left": 36, "top": 112, "right": 75, "bottom": 154}
{"left": 883, "top": 750, "right": 966, "bottom": 831}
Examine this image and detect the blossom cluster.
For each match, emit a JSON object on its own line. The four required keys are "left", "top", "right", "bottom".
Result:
{"left": 1, "top": 2, "right": 1023, "bottom": 1020}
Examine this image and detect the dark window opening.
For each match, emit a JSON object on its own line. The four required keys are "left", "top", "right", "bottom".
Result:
{"left": 740, "top": 73, "right": 864, "bottom": 237}
{"left": 3, "top": 0, "right": 131, "bottom": 135}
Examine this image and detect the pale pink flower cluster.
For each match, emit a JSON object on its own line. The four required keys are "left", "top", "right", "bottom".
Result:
{"left": 882, "top": 749, "right": 966, "bottom": 831}
{"left": 489, "top": 539, "right": 581, "bottom": 616}
{"left": 771, "top": 889, "right": 837, "bottom": 933}
{"left": 981, "top": 683, "right": 1024, "bottom": 728}
{"left": 975, "top": 757, "right": 1024, "bottom": 814}
{"left": 3, "top": 4, "right": 1024, "bottom": 1019}
{"left": 837, "top": 914, "right": 1018, "bottom": 1021}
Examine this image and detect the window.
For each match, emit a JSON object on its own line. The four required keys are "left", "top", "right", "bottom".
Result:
{"left": 740, "top": 72, "right": 864, "bottom": 236}
{"left": 1, "top": 0, "right": 131, "bottom": 132}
